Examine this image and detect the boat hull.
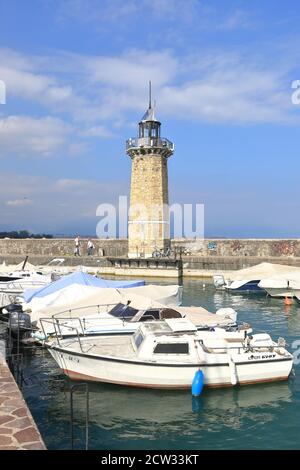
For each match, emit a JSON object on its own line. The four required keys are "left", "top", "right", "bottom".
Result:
{"left": 263, "top": 287, "right": 295, "bottom": 298}
{"left": 48, "top": 347, "right": 293, "bottom": 390}
{"left": 226, "top": 281, "right": 264, "bottom": 294}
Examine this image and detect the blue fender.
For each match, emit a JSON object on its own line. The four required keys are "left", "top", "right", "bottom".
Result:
{"left": 192, "top": 369, "right": 204, "bottom": 396}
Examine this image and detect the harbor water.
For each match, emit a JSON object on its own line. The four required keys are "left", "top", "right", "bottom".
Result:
{"left": 10, "top": 279, "right": 300, "bottom": 449}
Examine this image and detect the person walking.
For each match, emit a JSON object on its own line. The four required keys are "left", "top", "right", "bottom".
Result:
{"left": 74, "top": 235, "right": 80, "bottom": 256}
{"left": 87, "top": 239, "right": 94, "bottom": 256}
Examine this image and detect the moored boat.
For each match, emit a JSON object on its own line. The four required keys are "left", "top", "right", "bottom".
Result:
{"left": 46, "top": 318, "right": 293, "bottom": 389}
{"left": 35, "top": 302, "right": 238, "bottom": 341}
{"left": 258, "top": 277, "right": 300, "bottom": 298}
{"left": 213, "top": 262, "right": 300, "bottom": 295}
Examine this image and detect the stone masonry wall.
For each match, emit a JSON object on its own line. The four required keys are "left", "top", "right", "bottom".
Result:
{"left": 0, "top": 238, "right": 128, "bottom": 258}
{"left": 1, "top": 238, "right": 300, "bottom": 260}
{"left": 128, "top": 154, "right": 169, "bottom": 257}
{"left": 171, "top": 238, "right": 300, "bottom": 258}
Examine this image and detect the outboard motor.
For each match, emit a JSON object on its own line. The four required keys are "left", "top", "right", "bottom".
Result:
{"left": 8, "top": 311, "right": 32, "bottom": 338}
{"left": 216, "top": 307, "right": 238, "bottom": 324}
{"left": 5, "top": 303, "right": 23, "bottom": 313}
{"left": 1, "top": 302, "right": 23, "bottom": 320}
{"left": 2, "top": 303, "right": 32, "bottom": 341}
{"left": 213, "top": 274, "right": 226, "bottom": 288}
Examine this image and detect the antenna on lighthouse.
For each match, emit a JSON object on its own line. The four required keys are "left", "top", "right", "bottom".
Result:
{"left": 149, "top": 81, "right": 152, "bottom": 109}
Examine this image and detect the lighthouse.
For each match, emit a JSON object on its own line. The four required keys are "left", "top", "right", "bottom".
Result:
{"left": 126, "top": 83, "right": 174, "bottom": 258}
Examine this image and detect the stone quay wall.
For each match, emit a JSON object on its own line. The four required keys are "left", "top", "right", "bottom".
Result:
{"left": 0, "top": 238, "right": 128, "bottom": 259}
{"left": 1, "top": 238, "right": 300, "bottom": 276}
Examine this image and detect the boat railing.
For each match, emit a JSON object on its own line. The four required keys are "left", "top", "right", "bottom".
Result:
{"left": 0, "top": 279, "right": 49, "bottom": 291}
{"left": 40, "top": 317, "right": 85, "bottom": 352}
{"left": 51, "top": 302, "right": 120, "bottom": 319}
{"left": 196, "top": 339, "right": 276, "bottom": 355}
{"left": 39, "top": 301, "right": 135, "bottom": 347}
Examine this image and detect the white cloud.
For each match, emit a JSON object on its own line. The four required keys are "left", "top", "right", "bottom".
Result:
{"left": 0, "top": 115, "right": 73, "bottom": 157}
{"left": 0, "top": 173, "right": 128, "bottom": 233}
{"left": 159, "top": 71, "right": 294, "bottom": 124}
{"left": 5, "top": 198, "right": 33, "bottom": 207}
{"left": 0, "top": 49, "right": 74, "bottom": 107}
{"left": 84, "top": 50, "right": 177, "bottom": 90}
{"left": 81, "top": 125, "right": 114, "bottom": 138}
{"left": 0, "top": 41, "right": 299, "bottom": 164}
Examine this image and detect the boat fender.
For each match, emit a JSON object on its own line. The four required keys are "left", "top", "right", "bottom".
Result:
{"left": 284, "top": 296, "right": 293, "bottom": 306}
{"left": 192, "top": 369, "right": 204, "bottom": 396}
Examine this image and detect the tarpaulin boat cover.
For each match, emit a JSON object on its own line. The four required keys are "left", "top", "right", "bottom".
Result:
{"left": 224, "top": 262, "right": 300, "bottom": 282}
{"left": 23, "top": 284, "right": 182, "bottom": 322}
{"left": 258, "top": 267, "right": 300, "bottom": 290}
{"left": 23, "top": 271, "right": 145, "bottom": 303}
{"left": 0, "top": 260, "right": 37, "bottom": 274}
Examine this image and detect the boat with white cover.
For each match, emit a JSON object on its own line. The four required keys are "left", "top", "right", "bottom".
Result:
{"left": 0, "top": 270, "right": 53, "bottom": 296}
{"left": 47, "top": 318, "right": 293, "bottom": 389}
{"left": 258, "top": 270, "right": 300, "bottom": 298}
{"left": 213, "top": 262, "right": 300, "bottom": 294}
{"left": 36, "top": 301, "right": 238, "bottom": 341}
{"left": 22, "top": 282, "right": 182, "bottom": 321}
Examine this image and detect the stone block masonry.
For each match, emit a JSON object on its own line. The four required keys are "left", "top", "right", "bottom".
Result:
{"left": 171, "top": 238, "right": 300, "bottom": 258}
{"left": 1, "top": 238, "right": 300, "bottom": 277}
{"left": 2, "top": 238, "right": 300, "bottom": 259}
{"left": 0, "top": 238, "right": 128, "bottom": 258}
{"left": 0, "top": 341, "right": 46, "bottom": 450}
{"left": 128, "top": 154, "right": 170, "bottom": 258}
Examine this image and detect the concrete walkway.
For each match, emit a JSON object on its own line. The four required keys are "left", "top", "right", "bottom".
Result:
{"left": 0, "top": 342, "right": 46, "bottom": 450}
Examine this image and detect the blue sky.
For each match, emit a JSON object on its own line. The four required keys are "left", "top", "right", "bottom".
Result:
{"left": 0, "top": 0, "right": 300, "bottom": 237}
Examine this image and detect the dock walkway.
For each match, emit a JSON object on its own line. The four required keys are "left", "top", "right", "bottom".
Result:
{"left": 0, "top": 340, "right": 45, "bottom": 450}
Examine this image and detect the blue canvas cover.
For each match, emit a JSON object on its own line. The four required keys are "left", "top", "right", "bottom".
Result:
{"left": 23, "top": 271, "right": 145, "bottom": 303}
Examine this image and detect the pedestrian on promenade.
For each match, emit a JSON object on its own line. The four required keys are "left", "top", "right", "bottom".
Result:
{"left": 87, "top": 239, "right": 94, "bottom": 256}
{"left": 74, "top": 235, "right": 80, "bottom": 256}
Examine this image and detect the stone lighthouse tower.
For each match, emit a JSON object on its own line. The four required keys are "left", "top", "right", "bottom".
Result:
{"left": 126, "top": 83, "right": 174, "bottom": 258}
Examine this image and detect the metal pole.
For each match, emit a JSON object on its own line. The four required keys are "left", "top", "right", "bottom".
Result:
{"left": 85, "top": 386, "right": 89, "bottom": 451}
{"left": 17, "top": 310, "right": 20, "bottom": 358}
{"left": 70, "top": 383, "right": 89, "bottom": 450}
{"left": 70, "top": 387, "right": 74, "bottom": 450}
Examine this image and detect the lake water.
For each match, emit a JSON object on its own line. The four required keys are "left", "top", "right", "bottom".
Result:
{"left": 12, "top": 279, "right": 300, "bottom": 449}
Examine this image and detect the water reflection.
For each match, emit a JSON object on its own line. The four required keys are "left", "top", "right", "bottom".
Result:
{"left": 44, "top": 380, "right": 292, "bottom": 441}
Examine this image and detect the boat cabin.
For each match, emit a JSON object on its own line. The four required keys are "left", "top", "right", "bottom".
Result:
{"left": 131, "top": 319, "right": 199, "bottom": 361}
{"left": 130, "top": 318, "right": 257, "bottom": 361}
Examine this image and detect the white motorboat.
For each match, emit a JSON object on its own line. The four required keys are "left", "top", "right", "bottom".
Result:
{"left": 213, "top": 262, "right": 300, "bottom": 294}
{"left": 47, "top": 318, "right": 293, "bottom": 389}
{"left": 0, "top": 270, "right": 53, "bottom": 296}
{"left": 0, "top": 258, "right": 57, "bottom": 304}
{"left": 258, "top": 274, "right": 300, "bottom": 298}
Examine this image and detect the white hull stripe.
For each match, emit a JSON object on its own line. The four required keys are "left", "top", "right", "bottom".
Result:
{"left": 51, "top": 346, "right": 293, "bottom": 368}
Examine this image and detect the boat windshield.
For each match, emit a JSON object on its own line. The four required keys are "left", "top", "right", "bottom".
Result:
{"left": 153, "top": 343, "right": 189, "bottom": 354}
{"left": 133, "top": 331, "right": 144, "bottom": 350}
{"left": 108, "top": 303, "right": 139, "bottom": 319}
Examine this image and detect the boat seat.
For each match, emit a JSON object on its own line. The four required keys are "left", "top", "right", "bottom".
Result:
{"left": 249, "top": 333, "right": 273, "bottom": 349}
{"left": 214, "top": 327, "right": 245, "bottom": 342}
{"left": 160, "top": 308, "right": 182, "bottom": 319}
{"left": 200, "top": 338, "right": 228, "bottom": 354}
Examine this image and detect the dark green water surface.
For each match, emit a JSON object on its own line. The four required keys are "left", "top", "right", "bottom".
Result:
{"left": 14, "top": 279, "right": 300, "bottom": 449}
